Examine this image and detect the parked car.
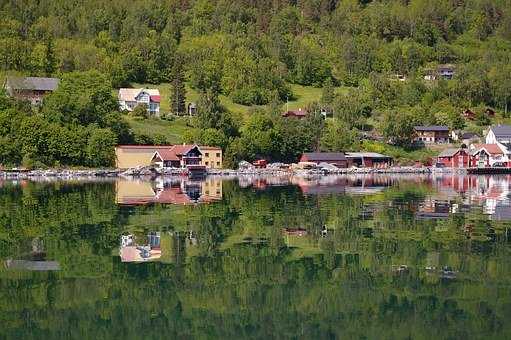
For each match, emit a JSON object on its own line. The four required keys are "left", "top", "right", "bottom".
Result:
{"left": 492, "top": 162, "right": 506, "bottom": 168}
{"left": 435, "top": 163, "right": 446, "bottom": 168}
{"left": 253, "top": 159, "right": 267, "bottom": 168}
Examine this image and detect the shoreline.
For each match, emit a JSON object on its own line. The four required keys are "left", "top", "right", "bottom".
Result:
{"left": 0, "top": 166, "right": 464, "bottom": 180}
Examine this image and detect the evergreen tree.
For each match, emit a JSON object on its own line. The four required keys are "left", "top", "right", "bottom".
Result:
{"left": 170, "top": 56, "right": 186, "bottom": 115}
{"left": 44, "top": 37, "right": 57, "bottom": 76}
{"left": 321, "top": 78, "right": 335, "bottom": 106}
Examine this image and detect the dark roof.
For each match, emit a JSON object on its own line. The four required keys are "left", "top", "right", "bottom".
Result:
{"left": 6, "top": 77, "right": 59, "bottom": 91}
{"left": 461, "top": 132, "right": 478, "bottom": 139}
{"left": 438, "top": 148, "right": 466, "bottom": 158}
{"left": 490, "top": 125, "right": 511, "bottom": 137}
{"left": 283, "top": 109, "right": 308, "bottom": 117}
{"left": 302, "top": 152, "right": 347, "bottom": 162}
{"left": 345, "top": 152, "right": 392, "bottom": 159}
{"left": 414, "top": 125, "right": 449, "bottom": 132}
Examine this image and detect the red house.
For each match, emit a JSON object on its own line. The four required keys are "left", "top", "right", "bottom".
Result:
{"left": 469, "top": 144, "right": 506, "bottom": 167}
{"left": 437, "top": 148, "right": 471, "bottom": 168}
{"left": 463, "top": 109, "right": 476, "bottom": 120}
{"left": 282, "top": 108, "right": 308, "bottom": 119}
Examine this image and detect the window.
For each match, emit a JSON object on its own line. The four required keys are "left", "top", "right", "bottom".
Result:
{"left": 205, "top": 153, "right": 209, "bottom": 157}
{"left": 205, "top": 161, "right": 209, "bottom": 165}
{"left": 216, "top": 153, "right": 220, "bottom": 157}
{"left": 216, "top": 162, "right": 220, "bottom": 166}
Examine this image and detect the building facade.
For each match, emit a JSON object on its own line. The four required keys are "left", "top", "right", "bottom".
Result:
{"left": 4, "top": 76, "right": 59, "bottom": 105}
{"left": 414, "top": 126, "right": 450, "bottom": 144}
{"left": 437, "top": 148, "right": 471, "bottom": 168}
{"left": 118, "top": 88, "right": 160, "bottom": 116}
{"left": 300, "top": 152, "right": 348, "bottom": 168}
{"left": 151, "top": 145, "right": 202, "bottom": 168}
{"left": 200, "top": 146, "right": 223, "bottom": 169}
{"left": 345, "top": 152, "right": 393, "bottom": 168}
{"left": 470, "top": 144, "right": 508, "bottom": 167}
{"left": 115, "top": 145, "right": 174, "bottom": 169}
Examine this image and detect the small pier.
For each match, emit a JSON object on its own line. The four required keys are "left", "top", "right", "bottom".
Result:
{"left": 467, "top": 167, "right": 511, "bottom": 175}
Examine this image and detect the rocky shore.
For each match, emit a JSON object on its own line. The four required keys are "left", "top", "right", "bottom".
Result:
{"left": 0, "top": 163, "right": 452, "bottom": 180}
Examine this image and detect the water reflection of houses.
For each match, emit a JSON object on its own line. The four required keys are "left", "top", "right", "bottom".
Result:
{"left": 431, "top": 174, "right": 511, "bottom": 221}
{"left": 120, "top": 232, "right": 162, "bottom": 262}
{"left": 116, "top": 178, "right": 223, "bottom": 205}
{"left": 119, "top": 231, "right": 200, "bottom": 264}
{"left": 4, "top": 238, "right": 60, "bottom": 271}
{"left": 292, "top": 175, "right": 395, "bottom": 195}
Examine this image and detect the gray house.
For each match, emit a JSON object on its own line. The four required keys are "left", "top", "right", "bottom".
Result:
{"left": 3, "top": 76, "right": 59, "bottom": 105}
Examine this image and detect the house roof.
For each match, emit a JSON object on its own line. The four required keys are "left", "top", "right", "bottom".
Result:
{"left": 302, "top": 152, "right": 347, "bottom": 162}
{"left": 345, "top": 152, "right": 392, "bottom": 159}
{"left": 490, "top": 125, "right": 511, "bottom": 138}
{"left": 438, "top": 148, "right": 466, "bottom": 158}
{"left": 153, "top": 150, "right": 179, "bottom": 161}
{"left": 117, "top": 145, "right": 173, "bottom": 150}
{"left": 118, "top": 88, "right": 160, "bottom": 102}
{"left": 170, "top": 144, "right": 199, "bottom": 156}
{"left": 200, "top": 146, "right": 222, "bottom": 151}
{"left": 472, "top": 144, "right": 504, "bottom": 155}
{"left": 283, "top": 108, "right": 308, "bottom": 117}
{"left": 414, "top": 125, "right": 449, "bottom": 132}
{"left": 152, "top": 144, "right": 201, "bottom": 162}
{"left": 6, "top": 76, "right": 59, "bottom": 91}
{"left": 461, "top": 132, "right": 479, "bottom": 139}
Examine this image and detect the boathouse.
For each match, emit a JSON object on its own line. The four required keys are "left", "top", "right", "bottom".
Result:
{"left": 436, "top": 148, "right": 471, "bottom": 168}
{"left": 299, "top": 152, "right": 348, "bottom": 168}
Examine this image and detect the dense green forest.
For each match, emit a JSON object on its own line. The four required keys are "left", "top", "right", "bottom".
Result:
{"left": 1, "top": 0, "right": 511, "bottom": 167}
{"left": 1, "top": 179, "right": 510, "bottom": 338}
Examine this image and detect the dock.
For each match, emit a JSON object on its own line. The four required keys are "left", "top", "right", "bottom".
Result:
{"left": 467, "top": 167, "right": 511, "bottom": 175}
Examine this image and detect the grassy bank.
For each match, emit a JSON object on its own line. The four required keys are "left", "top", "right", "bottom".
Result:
{"left": 128, "top": 82, "right": 342, "bottom": 116}
{"left": 125, "top": 116, "right": 191, "bottom": 144}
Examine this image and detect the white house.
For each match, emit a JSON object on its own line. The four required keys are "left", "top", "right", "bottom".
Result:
{"left": 118, "top": 88, "right": 160, "bottom": 116}
{"left": 486, "top": 125, "right": 511, "bottom": 144}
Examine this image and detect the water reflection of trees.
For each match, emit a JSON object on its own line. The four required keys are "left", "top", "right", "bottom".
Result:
{"left": 0, "top": 178, "right": 510, "bottom": 338}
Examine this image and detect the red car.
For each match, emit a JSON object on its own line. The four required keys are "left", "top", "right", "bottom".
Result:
{"left": 253, "top": 159, "right": 267, "bottom": 168}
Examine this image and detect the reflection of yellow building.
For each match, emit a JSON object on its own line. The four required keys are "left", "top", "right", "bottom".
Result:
{"left": 201, "top": 146, "right": 222, "bottom": 169}
{"left": 115, "top": 178, "right": 223, "bottom": 205}
{"left": 202, "top": 178, "right": 223, "bottom": 201}
{"left": 116, "top": 180, "right": 155, "bottom": 205}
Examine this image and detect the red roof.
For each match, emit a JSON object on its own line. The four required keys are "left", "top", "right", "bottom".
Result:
{"left": 169, "top": 144, "right": 196, "bottom": 156}
{"left": 117, "top": 145, "right": 173, "bottom": 149}
{"left": 473, "top": 144, "right": 504, "bottom": 155}
{"left": 150, "top": 95, "right": 161, "bottom": 103}
{"left": 153, "top": 149, "right": 179, "bottom": 161}
{"left": 282, "top": 109, "right": 308, "bottom": 118}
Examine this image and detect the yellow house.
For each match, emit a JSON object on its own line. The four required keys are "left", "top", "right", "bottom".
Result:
{"left": 200, "top": 146, "right": 223, "bottom": 169}
{"left": 115, "top": 145, "right": 173, "bottom": 169}
{"left": 115, "top": 144, "right": 223, "bottom": 169}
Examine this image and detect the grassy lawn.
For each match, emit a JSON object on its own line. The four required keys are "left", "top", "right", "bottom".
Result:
{"left": 119, "top": 82, "right": 343, "bottom": 143}
{"left": 127, "top": 82, "right": 343, "bottom": 116}
{"left": 125, "top": 116, "right": 190, "bottom": 144}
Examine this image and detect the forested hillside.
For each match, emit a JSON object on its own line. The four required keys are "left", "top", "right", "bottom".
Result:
{"left": 1, "top": 0, "right": 511, "bottom": 167}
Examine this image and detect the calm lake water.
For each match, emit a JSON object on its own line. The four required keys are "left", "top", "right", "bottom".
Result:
{"left": 1, "top": 174, "right": 511, "bottom": 339}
